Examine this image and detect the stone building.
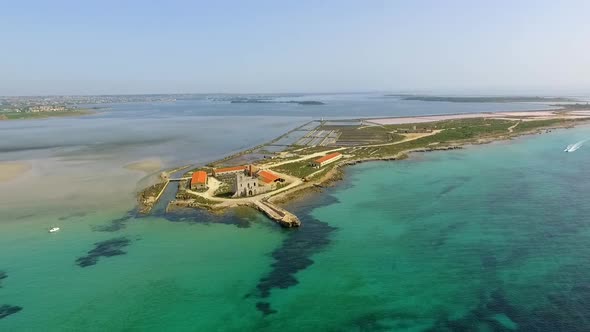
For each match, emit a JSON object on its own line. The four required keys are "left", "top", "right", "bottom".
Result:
{"left": 190, "top": 171, "right": 208, "bottom": 191}
{"left": 212, "top": 165, "right": 248, "bottom": 178}
{"left": 233, "top": 173, "right": 268, "bottom": 197}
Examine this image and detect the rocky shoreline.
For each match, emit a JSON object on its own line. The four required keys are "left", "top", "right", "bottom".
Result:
{"left": 264, "top": 121, "right": 588, "bottom": 208}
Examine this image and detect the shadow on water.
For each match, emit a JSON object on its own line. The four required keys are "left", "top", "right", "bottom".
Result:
{"left": 58, "top": 211, "right": 88, "bottom": 221}
{"left": 415, "top": 252, "right": 590, "bottom": 332}
{"left": 149, "top": 181, "right": 257, "bottom": 228}
{"left": 252, "top": 193, "right": 338, "bottom": 316}
{"left": 92, "top": 178, "right": 258, "bottom": 232}
{"left": 0, "top": 272, "right": 23, "bottom": 320}
{"left": 75, "top": 237, "right": 132, "bottom": 267}
{"left": 88, "top": 171, "right": 338, "bottom": 316}
{"left": 92, "top": 211, "right": 135, "bottom": 232}
{"left": 0, "top": 305, "right": 22, "bottom": 320}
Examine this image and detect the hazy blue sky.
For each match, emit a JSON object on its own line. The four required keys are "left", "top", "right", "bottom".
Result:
{"left": 1, "top": 0, "right": 589, "bottom": 95}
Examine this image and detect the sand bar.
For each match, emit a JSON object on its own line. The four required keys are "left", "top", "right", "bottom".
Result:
{"left": 124, "top": 159, "right": 163, "bottom": 173}
{"left": 365, "top": 110, "right": 564, "bottom": 125}
{"left": 0, "top": 162, "right": 32, "bottom": 182}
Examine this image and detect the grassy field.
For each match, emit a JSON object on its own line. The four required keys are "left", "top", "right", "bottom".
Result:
{"left": 365, "top": 118, "right": 579, "bottom": 158}
{"left": 271, "top": 118, "right": 581, "bottom": 177}
{"left": 319, "top": 124, "right": 405, "bottom": 146}
{"left": 512, "top": 118, "right": 575, "bottom": 133}
{"left": 272, "top": 160, "right": 319, "bottom": 178}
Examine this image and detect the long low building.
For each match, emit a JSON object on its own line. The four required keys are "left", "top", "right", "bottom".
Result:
{"left": 212, "top": 165, "right": 247, "bottom": 177}
{"left": 311, "top": 152, "right": 342, "bottom": 168}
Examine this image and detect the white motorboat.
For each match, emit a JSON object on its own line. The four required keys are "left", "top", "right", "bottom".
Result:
{"left": 48, "top": 227, "right": 60, "bottom": 233}
{"left": 564, "top": 139, "right": 587, "bottom": 153}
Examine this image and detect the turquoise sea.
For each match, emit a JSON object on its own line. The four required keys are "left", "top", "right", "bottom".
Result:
{"left": 1, "top": 94, "right": 590, "bottom": 331}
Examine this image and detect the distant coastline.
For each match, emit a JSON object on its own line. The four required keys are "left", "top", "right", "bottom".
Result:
{"left": 0, "top": 109, "right": 94, "bottom": 121}
{"left": 386, "top": 95, "right": 577, "bottom": 103}
{"left": 230, "top": 99, "right": 325, "bottom": 105}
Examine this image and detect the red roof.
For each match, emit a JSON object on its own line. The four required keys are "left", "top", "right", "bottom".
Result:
{"left": 191, "top": 171, "right": 208, "bottom": 184}
{"left": 314, "top": 152, "right": 342, "bottom": 164}
{"left": 213, "top": 166, "right": 247, "bottom": 174}
{"left": 258, "top": 170, "right": 281, "bottom": 184}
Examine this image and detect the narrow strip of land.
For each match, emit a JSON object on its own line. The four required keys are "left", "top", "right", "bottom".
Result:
{"left": 139, "top": 109, "right": 590, "bottom": 227}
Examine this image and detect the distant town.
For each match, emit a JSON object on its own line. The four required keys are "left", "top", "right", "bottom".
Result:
{"left": 0, "top": 93, "right": 326, "bottom": 120}
{"left": 0, "top": 94, "right": 180, "bottom": 120}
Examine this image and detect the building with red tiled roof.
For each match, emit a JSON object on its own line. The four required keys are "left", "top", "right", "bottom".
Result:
{"left": 311, "top": 152, "right": 342, "bottom": 168}
{"left": 257, "top": 170, "right": 283, "bottom": 184}
{"left": 190, "top": 171, "right": 208, "bottom": 191}
{"left": 212, "top": 165, "right": 247, "bottom": 177}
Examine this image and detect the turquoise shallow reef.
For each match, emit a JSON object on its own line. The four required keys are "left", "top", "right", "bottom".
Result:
{"left": 1, "top": 96, "right": 590, "bottom": 331}
{"left": 2, "top": 125, "right": 589, "bottom": 331}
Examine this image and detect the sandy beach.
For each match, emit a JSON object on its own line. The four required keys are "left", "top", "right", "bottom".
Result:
{"left": 364, "top": 110, "right": 583, "bottom": 125}
{"left": 0, "top": 162, "right": 32, "bottom": 182}
{"left": 123, "top": 159, "right": 163, "bottom": 173}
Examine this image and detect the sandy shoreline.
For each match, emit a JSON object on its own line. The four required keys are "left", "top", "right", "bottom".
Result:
{"left": 364, "top": 109, "right": 588, "bottom": 125}
{"left": 0, "top": 162, "right": 32, "bottom": 182}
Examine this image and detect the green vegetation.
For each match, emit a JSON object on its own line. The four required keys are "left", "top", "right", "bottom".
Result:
{"left": 214, "top": 183, "right": 232, "bottom": 197}
{"left": 385, "top": 118, "right": 513, "bottom": 131}
{"left": 512, "top": 119, "right": 575, "bottom": 133}
{"left": 551, "top": 103, "right": 590, "bottom": 110}
{"left": 137, "top": 181, "right": 169, "bottom": 214}
{"left": 272, "top": 117, "right": 581, "bottom": 177}
{"left": 176, "top": 190, "right": 220, "bottom": 205}
{"left": 273, "top": 160, "right": 319, "bottom": 178}
{"left": 275, "top": 182, "right": 289, "bottom": 190}
{"left": 319, "top": 124, "right": 405, "bottom": 145}
{"left": 191, "top": 195, "right": 220, "bottom": 206}
{"left": 366, "top": 118, "right": 582, "bottom": 158}
{"left": 306, "top": 163, "right": 338, "bottom": 181}
{"left": 0, "top": 110, "right": 92, "bottom": 120}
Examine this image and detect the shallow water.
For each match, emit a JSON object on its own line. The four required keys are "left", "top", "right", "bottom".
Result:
{"left": 257, "top": 126, "right": 590, "bottom": 331}
{"left": 0, "top": 94, "right": 587, "bottom": 331}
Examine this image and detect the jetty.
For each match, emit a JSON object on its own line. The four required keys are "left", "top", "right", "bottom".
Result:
{"left": 253, "top": 200, "right": 301, "bottom": 228}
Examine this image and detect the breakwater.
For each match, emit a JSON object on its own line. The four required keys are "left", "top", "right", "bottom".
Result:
{"left": 252, "top": 200, "right": 301, "bottom": 228}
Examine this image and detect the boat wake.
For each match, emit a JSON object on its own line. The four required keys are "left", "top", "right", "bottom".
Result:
{"left": 564, "top": 139, "right": 588, "bottom": 152}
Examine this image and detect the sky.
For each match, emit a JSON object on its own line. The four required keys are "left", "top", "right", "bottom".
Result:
{"left": 1, "top": 0, "right": 589, "bottom": 96}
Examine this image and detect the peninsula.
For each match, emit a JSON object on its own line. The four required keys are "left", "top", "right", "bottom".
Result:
{"left": 138, "top": 108, "right": 590, "bottom": 227}
{"left": 0, "top": 99, "right": 94, "bottom": 120}
{"left": 386, "top": 95, "right": 577, "bottom": 103}
{"left": 0, "top": 109, "right": 93, "bottom": 120}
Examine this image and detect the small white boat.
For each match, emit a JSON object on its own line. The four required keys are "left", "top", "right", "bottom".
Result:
{"left": 564, "top": 139, "right": 588, "bottom": 152}
{"left": 48, "top": 227, "right": 60, "bottom": 233}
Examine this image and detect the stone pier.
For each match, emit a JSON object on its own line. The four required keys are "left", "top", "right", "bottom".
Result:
{"left": 253, "top": 200, "right": 301, "bottom": 228}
